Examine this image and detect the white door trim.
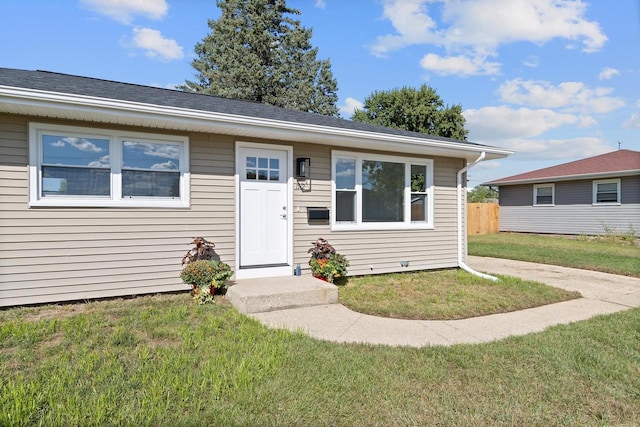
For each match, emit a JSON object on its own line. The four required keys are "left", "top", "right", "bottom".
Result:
{"left": 234, "top": 141, "right": 294, "bottom": 279}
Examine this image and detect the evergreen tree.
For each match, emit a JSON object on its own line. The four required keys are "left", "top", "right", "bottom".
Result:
{"left": 181, "top": 0, "right": 339, "bottom": 116}
{"left": 351, "top": 84, "right": 468, "bottom": 140}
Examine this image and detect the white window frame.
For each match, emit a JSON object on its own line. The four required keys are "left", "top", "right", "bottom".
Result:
{"left": 331, "top": 150, "right": 434, "bottom": 231}
{"left": 592, "top": 178, "right": 621, "bottom": 205}
{"left": 533, "top": 183, "right": 555, "bottom": 206}
{"left": 29, "top": 122, "right": 190, "bottom": 208}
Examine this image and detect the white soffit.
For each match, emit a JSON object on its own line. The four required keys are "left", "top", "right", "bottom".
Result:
{"left": 0, "top": 86, "right": 512, "bottom": 161}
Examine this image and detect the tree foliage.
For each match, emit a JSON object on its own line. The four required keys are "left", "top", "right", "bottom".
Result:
{"left": 467, "top": 185, "right": 498, "bottom": 203}
{"left": 351, "top": 84, "right": 468, "bottom": 140}
{"left": 180, "top": 0, "right": 339, "bottom": 116}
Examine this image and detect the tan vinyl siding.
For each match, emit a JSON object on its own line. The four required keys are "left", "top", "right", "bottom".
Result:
{"left": 292, "top": 143, "right": 462, "bottom": 276}
{"left": 1, "top": 113, "right": 466, "bottom": 306}
{"left": 0, "top": 114, "right": 236, "bottom": 306}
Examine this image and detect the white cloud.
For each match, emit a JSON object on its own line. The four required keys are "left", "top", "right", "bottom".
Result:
{"left": 124, "top": 141, "right": 180, "bottom": 159}
{"left": 522, "top": 55, "right": 539, "bottom": 68}
{"left": 419, "top": 52, "right": 500, "bottom": 76}
{"left": 493, "top": 137, "right": 610, "bottom": 160}
{"left": 339, "top": 97, "right": 364, "bottom": 118}
{"left": 89, "top": 155, "right": 111, "bottom": 167}
{"left": 463, "top": 105, "right": 610, "bottom": 160}
{"left": 51, "top": 140, "right": 66, "bottom": 148}
{"left": 623, "top": 112, "right": 640, "bottom": 128}
{"left": 128, "top": 27, "right": 184, "bottom": 61}
{"left": 498, "top": 78, "right": 625, "bottom": 114}
{"left": 151, "top": 160, "right": 178, "bottom": 170}
{"left": 80, "top": 0, "right": 168, "bottom": 25}
{"left": 372, "top": 0, "right": 607, "bottom": 75}
{"left": 464, "top": 106, "right": 581, "bottom": 139}
{"left": 598, "top": 67, "right": 620, "bottom": 80}
{"left": 62, "top": 137, "right": 104, "bottom": 152}
{"left": 315, "top": 0, "right": 326, "bottom": 8}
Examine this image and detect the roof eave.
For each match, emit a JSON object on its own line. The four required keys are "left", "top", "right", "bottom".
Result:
{"left": 0, "top": 86, "right": 512, "bottom": 161}
{"left": 487, "top": 169, "right": 640, "bottom": 186}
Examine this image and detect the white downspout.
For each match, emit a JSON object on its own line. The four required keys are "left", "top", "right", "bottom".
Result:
{"left": 457, "top": 152, "right": 499, "bottom": 281}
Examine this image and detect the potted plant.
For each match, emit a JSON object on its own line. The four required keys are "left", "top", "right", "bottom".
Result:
{"left": 180, "top": 237, "right": 233, "bottom": 304}
{"left": 180, "top": 259, "right": 234, "bottom": 304}
{"left": 308, "top": 238, "right": 349, "bottom": 285}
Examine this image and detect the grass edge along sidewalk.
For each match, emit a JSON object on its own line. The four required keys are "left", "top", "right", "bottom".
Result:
{"left": 468, "top": 232, "right": 640, "bottom": 278}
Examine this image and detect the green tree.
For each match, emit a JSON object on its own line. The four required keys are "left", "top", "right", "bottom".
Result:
{"left": 351, "top": 84, "right": 468, "bottom": 140}
{"left": 467, "top": 185, "right": 498, "bottom": 203}
{"left": 180, "top": 0, "right": 339, "bottom": 116}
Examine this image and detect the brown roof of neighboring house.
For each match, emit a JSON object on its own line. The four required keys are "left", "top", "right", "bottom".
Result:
{"left": 486, "top": 149, "right": 640, "bottom": 186}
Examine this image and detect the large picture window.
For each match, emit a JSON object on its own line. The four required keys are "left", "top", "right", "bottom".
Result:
{"left": 332, "top": 151, "right": 434, "bottom": 230}
{"left": 29, "top": 123, "right": 189, "bottom": 207}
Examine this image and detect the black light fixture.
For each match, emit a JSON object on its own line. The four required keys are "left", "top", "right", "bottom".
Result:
{"left": 296, "top": 157, "right": 311, "bottom": 178}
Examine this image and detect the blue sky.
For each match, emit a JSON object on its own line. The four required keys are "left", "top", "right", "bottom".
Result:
{"left": 2, "top": 0, "right": 639, "bottom": 187}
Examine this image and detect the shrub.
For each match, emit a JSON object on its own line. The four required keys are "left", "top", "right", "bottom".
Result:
{"left": 308, "top": 238, "right": 349, "bottom": 284}
{"left": 180, "top": 260, "right": 234, "bottom": 304}
{"left": 309, "top": 253, "right": 349, "bottom": 284}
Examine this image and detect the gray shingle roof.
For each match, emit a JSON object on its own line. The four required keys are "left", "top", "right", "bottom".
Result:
{"left": 0, "top": 67, "right": 491, "bottom": 149}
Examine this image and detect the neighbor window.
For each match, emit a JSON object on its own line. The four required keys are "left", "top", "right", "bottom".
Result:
{"left": 593, "top": 179, "right": 620, "bottom": 204}
{"left": 29, "top": 123, "right": 189, "bottom": 207}
{"left": 533, "top": 184, "right": 554, "bottom": 206}
{"left": 332, "top": 151, "right": 433, "bottom": 230}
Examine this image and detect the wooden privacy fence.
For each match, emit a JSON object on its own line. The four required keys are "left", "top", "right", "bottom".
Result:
{"left": 467, "top": 203, "right": 499, "bottom": 235}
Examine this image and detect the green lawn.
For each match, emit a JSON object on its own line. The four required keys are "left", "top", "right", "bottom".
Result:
{"left": 339, "top": 269, "right": 579, "bottom": 320}
{"left": 2, "top": 293, "right": 640, "bottom": 426}
{"left": 469, "top": 233, "right": 640, "bottom": 277}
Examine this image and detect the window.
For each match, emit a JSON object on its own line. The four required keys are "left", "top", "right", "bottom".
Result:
{"left": 593, "top": 179, "right": 620, "bottom": 204}
{"left": 332, "top": 151, "right": 433, "bottom": 230}
{"left": 245, "top": 156, "right": 280, "bottom": 181}
{"left": 29, "top": 123, "right": 189, "bottom": 207}
{"left": 533, "top": 184, "right": 554, "bottom": 206}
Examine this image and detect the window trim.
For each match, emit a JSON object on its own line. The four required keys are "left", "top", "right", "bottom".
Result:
{"left": 331, "top": 150, "right": 434, "bottom": 231}
{"left": 29, "top": 122, "right": 190, "bottom": 208}
{"left": 592, "top": 178, "right": 621, "bottom": 205}
{"left": 533, "top": 183, "right": 555, "bottom": 206}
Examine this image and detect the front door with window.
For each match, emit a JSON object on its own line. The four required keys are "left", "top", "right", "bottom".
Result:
{"left": 238, "top": 147, "right": 289, "bottom": 268}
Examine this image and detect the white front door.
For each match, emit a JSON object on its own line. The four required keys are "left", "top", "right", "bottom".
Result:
{"left": 238, "top": 146, "right": 289, "bottom": 268}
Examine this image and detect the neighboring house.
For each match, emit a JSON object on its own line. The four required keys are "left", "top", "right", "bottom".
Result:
{"left": 0, "top": 68, "right": 510, "bottom": 306}
{"left": 486, "top": 150, "right": 640, "bottom": 235}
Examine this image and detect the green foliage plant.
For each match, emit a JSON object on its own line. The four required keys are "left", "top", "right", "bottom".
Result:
{"left": 351, "top": 84, "right": 468, "bottom": 140}
{"left": 308, "top": 238, "right": 349, "bottom": 284}
{"left": 180, "top": 0, "right": 339, "bottom": 116}
{"left": 180, "top": 260, "right": 234, "bottom": 304}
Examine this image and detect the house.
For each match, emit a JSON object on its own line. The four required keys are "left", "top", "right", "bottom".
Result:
{"left": 0, "top": 68, "right": 511, "bottom": 306}
{"left": 486, "top": 150, "right": 640, "bottom": 235}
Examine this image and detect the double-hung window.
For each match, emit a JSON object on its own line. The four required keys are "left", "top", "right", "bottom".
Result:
{"left": 533, "top": 184, "right": 554, "bottom": 206}
{"left": 332, "top": 151, "right": 433, "bottom": 230}
{"left": 29, "top": 123, "right": 189, "bottom": 207}
{"left": 593, "top": 179, "right": 620, "bottom": 204}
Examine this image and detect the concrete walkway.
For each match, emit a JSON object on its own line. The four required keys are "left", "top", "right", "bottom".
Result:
{"left": 249, "top": 256, "right": 640, "bottom": 347}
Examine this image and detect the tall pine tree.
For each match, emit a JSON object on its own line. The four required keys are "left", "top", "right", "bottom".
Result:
{"left": 181, "top": 0, "right": 339, "bottom": 116}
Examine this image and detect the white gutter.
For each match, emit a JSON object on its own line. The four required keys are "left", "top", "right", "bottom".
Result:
{"left": 0, "top": 85, "right": 513, "bottom": 160}
{"left": 456, "top": 152, "right": 499, "bottom": 282}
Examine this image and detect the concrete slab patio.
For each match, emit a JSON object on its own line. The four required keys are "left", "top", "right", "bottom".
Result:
{"left": 239, "top": 256, "right": 640, "bottom": 347}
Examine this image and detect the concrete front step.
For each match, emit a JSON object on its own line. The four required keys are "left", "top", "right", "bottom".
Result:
{"left": 226, "top": 275, "right": 339, "bottom": 314}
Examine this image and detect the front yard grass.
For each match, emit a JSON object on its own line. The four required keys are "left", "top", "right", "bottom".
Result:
{"left": 2, "top": 293, "right": 640, "bottom": 426}
{"left": 338, "top": 269, "right": 580, "bottom": 320}
{"left": 469, "top": 232, "right": 640, "bottom": 277}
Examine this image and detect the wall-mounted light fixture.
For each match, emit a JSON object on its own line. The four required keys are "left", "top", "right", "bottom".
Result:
{"left": 296, "top": 157, "right": 311, "bottom": 178}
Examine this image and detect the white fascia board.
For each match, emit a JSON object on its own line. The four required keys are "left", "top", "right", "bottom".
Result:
{"left": 0, "top": 86, "right": 513, "bottom": 160}
{"left": 489, "top": 170, "right": 640, "bottom": 186}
